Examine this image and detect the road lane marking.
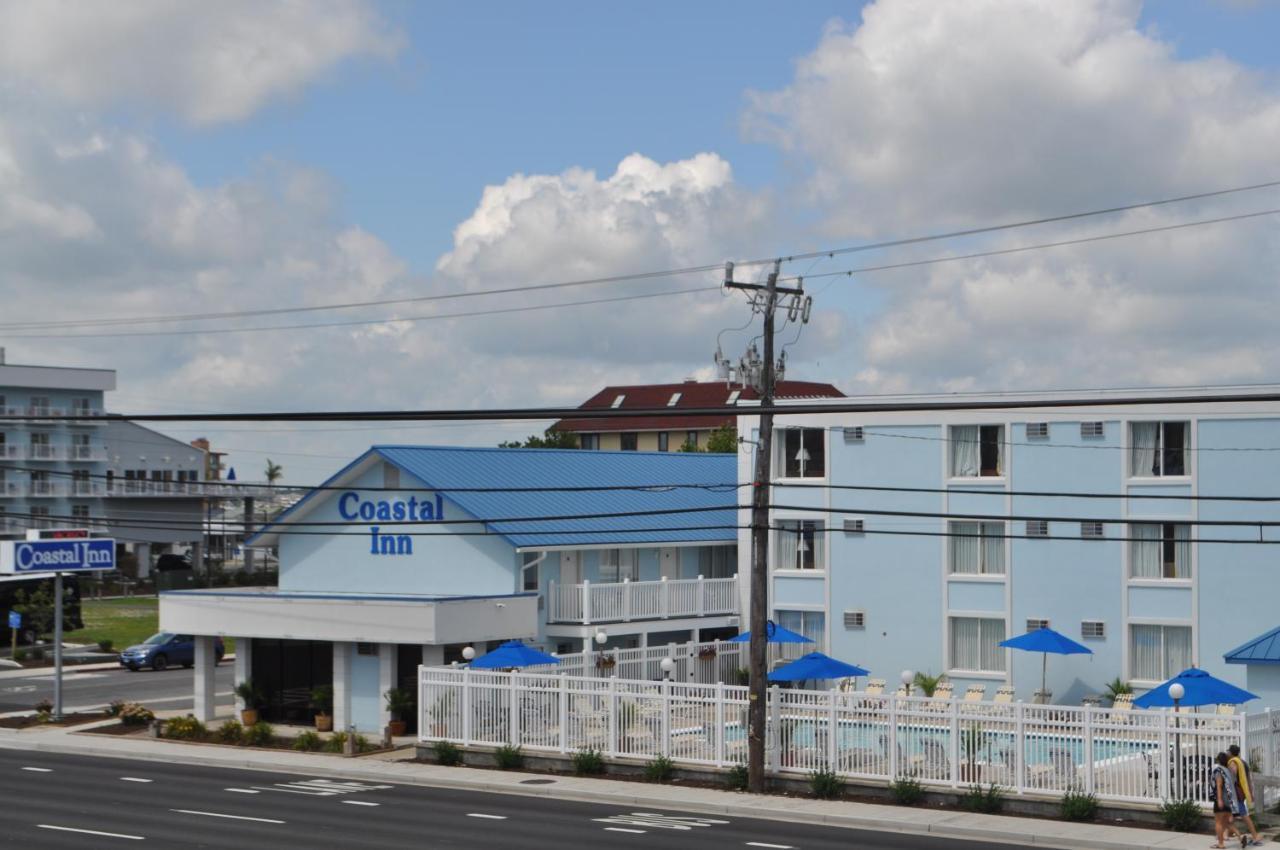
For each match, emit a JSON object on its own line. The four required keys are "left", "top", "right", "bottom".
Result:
{"left": 225, "top": 788, "right": 259, "bottom": 794}
{"left": 745, "top": 843, "right": 794, "bottom": 849}
{"left": 605, "top": 827, "right": 647, "bottom": 834}
{"left": 21, "top": 767, "right": 52, "bottom": 772}
{"left": 466, "top": 813, "right": 507, "bottom": 820}
{"left": 170, "top": 809, "right": 284, "bottom": 824}
{"left": 120, "top": 777, "right": 152, "bottom": 783}
{"left": 341, "top": 800, "right": 380, "bottom": 806}
{"left": 594, "top": 813, "right": 728, "bottom": 830}
{"left": 37, "top": 824, "right": 144, "bottom": 840}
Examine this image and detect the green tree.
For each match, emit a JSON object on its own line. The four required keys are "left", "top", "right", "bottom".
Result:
{"left": 677, "top": 425, "right": 738, "bottom": 453}
{"left": 13, "top": 584, "right": 78, "bottom": 639}
{"left": 499, "top": 428, "right": 579, "bottom": 449}
{"left": 264, "top": 459, "right": 283, "bottom": 485}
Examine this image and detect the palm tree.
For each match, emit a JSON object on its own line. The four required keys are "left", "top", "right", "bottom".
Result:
{"left": 912, "top": 671, "right": 945, "bottom": 697}
{"left": 264, "top": 460, "right": 283, "bottom": 485}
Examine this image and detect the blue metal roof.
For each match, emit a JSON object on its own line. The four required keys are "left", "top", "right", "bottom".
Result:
{"left": 253, "top": 445, "right": 738, "bottom": 548}
{"left": 1224, "top": 625, "right": 1280, "bottom": 666}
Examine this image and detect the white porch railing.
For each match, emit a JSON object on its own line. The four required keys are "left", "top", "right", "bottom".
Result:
{"left": 546, "top": 575, "right": 738, "bottom": 624}
{"left": 421, "top": 666, "right": 1244, "bottom": 809}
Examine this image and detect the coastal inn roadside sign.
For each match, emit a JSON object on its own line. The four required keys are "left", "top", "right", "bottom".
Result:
{"left": 338, "top": 492, "right": 444, "bottom": 556}
{"left": 0, "top": 538, "right": 116, "bottom": 573}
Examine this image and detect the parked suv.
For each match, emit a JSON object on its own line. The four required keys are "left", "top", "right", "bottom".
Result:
{"left": 119, "top": 632, "right": 224, "bottom": 672}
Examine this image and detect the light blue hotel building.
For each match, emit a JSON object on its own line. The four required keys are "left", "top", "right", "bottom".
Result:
{"left": 740, "top": 385, "right": 1280, "bottom": 711}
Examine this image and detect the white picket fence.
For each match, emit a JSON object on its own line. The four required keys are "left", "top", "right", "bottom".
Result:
{"left": 420, "top": 666, "right": 1244, "bottom": 808}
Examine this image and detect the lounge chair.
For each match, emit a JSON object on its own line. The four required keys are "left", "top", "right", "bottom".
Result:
{"left": 864, "top": 678, "right": 886, "bottom": 696}
{"left": 1107, "top": 693, "right": 1134, "bottom": 723}
{"left": 963, "top": 684, "right": 986, "bottom": 702}
{"left": 933, "top": 682, "right": 955, "bottom": 701}
{"left": 993, "top": 685, "right": 1015, "bottom": 704}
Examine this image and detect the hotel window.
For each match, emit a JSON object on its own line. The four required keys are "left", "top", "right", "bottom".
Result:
{"left": 580, "top": 434, "right": 599, "bottom": 450}
{"left": 30, "top": 396, "right": 50, "bottom": 415}
{"left": 697, "top": 545, "right": 735, "bottom": 578}
{"left": 685, "top": 430, "right": 698, "bottom": 449}
{"left": 775, "top": 519, "right": 824, "bottom": 570}
{"left": 521, "top": 552, "right": 540, "bottom": 592}
{"left": 657, "top": 432, "right": 669, "bottom": 452}
{"left": 777, "top": 427, "right": 825, "bottom": 478}
{"left": 71, "top": 505, "right": 90, "bottom": 522}
{"left": 1130, "top": 624, "right": 1192, "bottom": 681}
{"left": 948, "top": 522, "right": 1005, "bottom": 575}
{"left": 29, "top": 506, "right": 51, "bottom": 529}
{"left": 1130, "top": 421, "right": 1187, "bottom": 477}
{"left": 599, "top": 548, "right": 638, "bottom": 583}
{"left": 72, "top": 398, "right": 92, "bottom": 415}
{"left": 949, "top": 616, "right": 1007, "bottom": 673}
{"left": 776, "top": 610, "right": 825, "bottom": 655}
{"left": 950, "top": 425, "right": 1003, "bottom": 477}
{"left": 1129, "top": 523, "right": 1190, "bottom": 580}
{"left": 620, "top": 432, "right": 638, "bottom": 451}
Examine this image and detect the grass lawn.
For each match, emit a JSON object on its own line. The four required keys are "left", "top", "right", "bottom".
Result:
{"left": 76, "top": 597, "right": 236, "bottom": 653}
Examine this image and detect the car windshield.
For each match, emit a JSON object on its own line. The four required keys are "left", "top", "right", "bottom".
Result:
{"left": 142, "top": 633, "right": 173, "bottom": 646}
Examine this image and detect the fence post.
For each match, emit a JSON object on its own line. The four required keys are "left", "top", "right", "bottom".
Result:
{"left": 888, "top": 694, "right": 899, "bottom": 779}
{"left": 715, "top": 681, "right": 726, "bottom": 767}
{"left": 623, "top": 577, "right": 631, "bottom": 622}
{"left": 1158, "top": 710, "right": 1170, "bottom": 801}
{"left": 582, "top": 579, "right": 592, "bottom": 626}
{"left": 509, "top": 672, "right": 519, "bottom": 745}
{"left": 949, "top": 696, "right": 960, "bottom": 789}
{"left": 696, "top": 574, "right": 705, "bottom": 616}
{"left": 661, "top": 678, "right": 671, "bottom": 758}
{"left": 559, "top": 675, "right": 569, "bottom": 754}
{"left": 767, "top": 684, "right": 781, "bottom": 774}
{"left": 1083, "top": 705, "right": 1095, "bottom": 795}
{"left": 462, "top": 668, "right": 472, "bottom": 746}
{"left": 827, "top": 688, "right": 838, "bottom": 771}
{"left": 608, "top": 676, "right": 618, "bottom": 758}
{"left": 660, "top": 576, "right": 669, "bottom": 619}
{"left": 548, "top": 580, "right": 556, "bottom": 622}
{"left": 1014, "top": 701, "right": 1025, "bottom": 793}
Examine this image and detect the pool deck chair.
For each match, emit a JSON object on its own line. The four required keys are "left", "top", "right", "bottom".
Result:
{"left": 964, "top": 684, "right": 987, "bottom": 702}
{"left": 1107, "top": 693, "right": 1134, "bottom": 723}
{"left": 865, "top": 678, "right": 886, "bottom": 696}
{"left": 932, "top": 682, "right": 955, "bottom": 704}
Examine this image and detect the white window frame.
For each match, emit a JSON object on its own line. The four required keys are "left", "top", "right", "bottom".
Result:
{"left": 1128, "top": 420, "right": 1190, "bottom": 479}
{"left": 521, "top": 551, "right": 541, "bottom": 593}
{"left": 1127, "top": 522, "right": 1192, "bottom": 583}
{"left": 598, "top": 548, "right": 638, "bottom": 583}
{"left": 1127, "top": 621, "right": 1193, "bottom": 684}
{"left": 775, "top": 427, "right": 826, "bottom": 480}
{"left": 773, "top": 518, "right": 825, "bottom": 572}
{"left": 947, "top": 614, "right": 1007, "bottom": 675}
{"left": 948, "top": 424, "right": 1005, "bottom": 479}
{"left": 657, "top": 432, "right": 669, "bottom": 452}
{"left": 947, "top": 521, "right": 1006, "bottom": 576}
{"left": 773, "top": 608, "right": 826, "bottom": 658}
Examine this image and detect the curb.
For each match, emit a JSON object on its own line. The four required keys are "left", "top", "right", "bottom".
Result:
{"left": 0, "top": 732, "right": 1209, "bottom": 850}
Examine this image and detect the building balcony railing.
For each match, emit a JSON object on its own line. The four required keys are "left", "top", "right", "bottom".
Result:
{"left": 28, "top": 482, "right": 69, "bottom": 498}
{"left": 25, "top": 406, "right": 66, "bottom": 421}
{"left": 546, "top": 575, "right": 739, "bottom": 625}
{"left": 1, "top": 480, "right": 22, "bottom": 497}
{"left": 71, "top": 482, "right": 107, "bottom": 497}
{"left": 67, "top": 409, "right": 107, "bottom": 426}
{"left": 0, "top": 444, "right": 22, "bottom": 460}
{"left": 104, "top": 481, "right": 274, "bottom": 498}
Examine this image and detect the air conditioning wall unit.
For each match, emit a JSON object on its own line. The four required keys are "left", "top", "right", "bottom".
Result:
{"left": 843, "top": 518, "right": 865, "bottom": 534}
{"left": 1026, "top": 422, "right": 1049, "bottom": 439}
{"left": 1026, "top": 520, "right": 1049, "bottom": 537}
{"left": 1081, "top": 421, "right": 1105, "bottom": 438}
{"left": 843, "top": 426, "right": 865, "bottom": 443}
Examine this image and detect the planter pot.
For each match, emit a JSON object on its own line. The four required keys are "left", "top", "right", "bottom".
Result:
{"left": 314, "top": 713, "right": 333, "bottom": 732}
{"left": 240, "top": 709, "right": 259, "bottom": 726}
{"left": 388, "top": 720, "right": 407, "bottom": 737}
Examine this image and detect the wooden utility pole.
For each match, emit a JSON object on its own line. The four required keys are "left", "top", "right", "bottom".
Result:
{"left": 724, "top": 260, "right": 805, "bottom": 793}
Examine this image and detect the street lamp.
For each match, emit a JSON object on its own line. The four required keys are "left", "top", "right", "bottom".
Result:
{"left": 595, "top": 630, "right": 608, "bottom": 646}
{"left": 461, "top": 646, "right": 475, "bottom": 662}
{"left": 660, "top": 657, "right": 675, "bottom": 682}
{"left": 901, "top": 669, "right": 915, "bottom": 698}
{"left": 1169, "top": 682, "right": 1185, "bottom": 795}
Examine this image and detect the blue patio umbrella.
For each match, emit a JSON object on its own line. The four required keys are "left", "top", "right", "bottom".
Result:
{"left": 1133, "top": 667, "right": 1257, "bottom": 709}
{"left": 728, "top": 620, "right": 815, "bottom": 645}
{"left": 468, "top": 640, "right": 560, "bottom": 670}
{"left": 767, "top": 652, "right": 870, "bottom": 682}
{"left": 999, "top": 627, "right": 1092, "bottom": 697}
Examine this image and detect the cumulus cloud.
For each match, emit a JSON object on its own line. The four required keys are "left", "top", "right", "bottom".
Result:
{"left": 747, "top": 0, "right": 1280, "bottom": 394}
{"left": 0, "top": 0, "right": 401, "bottom": 124}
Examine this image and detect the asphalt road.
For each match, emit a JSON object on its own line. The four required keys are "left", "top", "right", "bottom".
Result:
{"left": 0, "top": 749, "right": 1029, "bottom": 849}
{"left": 0, "top": 663, "right": 235, "bottom": 714}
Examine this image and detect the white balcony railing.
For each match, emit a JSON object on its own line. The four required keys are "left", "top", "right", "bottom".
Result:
{"left": 103, "top": 480, "right": 272, "bottom": 498}
{"left": 67, "top": 408, "right": 107, "bottom": 426}
{"left": 25, "top": 406, "right": 66, "bottom": 420}
{"left": 71, "top": 482, "right": 107, "bottom": 497}
{"left": 28, "top": 481, "right": 68, "bottom": 498}
{"left": 69, "top": 445, "right": 106, "bottom": 461}
{"left": 1, "top": 480, "right": 22, "bottom": 497}
{"left": 0, "top": 444, "right": 22, "bottom": 460}
{"left": 546, "top": 575, "right": 738, "bottom": 625}
{"left": 29, "top": 445, "right": 62, "bottom": 461}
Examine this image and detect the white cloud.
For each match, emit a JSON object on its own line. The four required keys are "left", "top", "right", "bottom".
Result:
{"left": 747, "top": 0, "right": 1280, "bottom": 394}
{"left": 0, "top": 0, "right": 401, "bottom": 124}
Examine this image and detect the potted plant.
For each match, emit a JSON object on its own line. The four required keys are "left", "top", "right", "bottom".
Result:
{"left": 697, "top": 646, "right": 717, "bottom": 660}
{"left": 596, "top": 654, "right": 617, "bottom": 670}
{"left": 310, "top": 685, "right": 334, "bottom": 732}
{"left": 384, "top": 687, "right": 414, "bottom": 737}
{"left": 233, "top": 680, "right": 264, "bottom": 726}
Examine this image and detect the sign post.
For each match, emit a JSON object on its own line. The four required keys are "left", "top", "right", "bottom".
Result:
{"left": 8, "top": 610, "right": 19, "bottom": 660}
{"left": 1, "top": 532, "right": 114, "bottom": 722}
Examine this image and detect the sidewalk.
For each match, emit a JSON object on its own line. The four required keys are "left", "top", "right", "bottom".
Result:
{"left": 0, "top": 721, "right": 1243, "bottom": 850}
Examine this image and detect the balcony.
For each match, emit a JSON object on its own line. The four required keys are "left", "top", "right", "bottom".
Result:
{"left": 546, "top": 575, "right": 739, "bottom": 625}
{"left": 28, "top": 481, "right": 69, "bottom": 498}
{"left": 68, "top": 445, "right": 106, "bottom": 461}
{"left": 71, "top": 481, "right": 107, "bottom": 497}
{"left": 67, "top": 409, "right": 107, "bottom": 427}
{"left": 25, "top": 406, "right": 66, "bottom": 422}
{"left": 0, "top": 444, "right": 22, "bottom": 460}
{"left": 1, "top": 480, "right": 22, "bottom": 497}
{"left": 104, "top": 480, "right": 270, "bottom": 498}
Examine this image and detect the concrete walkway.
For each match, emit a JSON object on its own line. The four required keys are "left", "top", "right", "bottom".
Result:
{"left": 0, "top": 720, "right": 1248, "bottom": 850}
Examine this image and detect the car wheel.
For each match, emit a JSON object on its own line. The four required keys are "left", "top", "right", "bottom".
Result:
{"left": 151, "top": 654, "right": 168, "bottom": 672}
{"left": 126, "top": 664, "right": 139, "bottom": 672}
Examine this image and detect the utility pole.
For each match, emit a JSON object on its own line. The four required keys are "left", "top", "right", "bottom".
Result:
{"left": 724, "top": 259, "right": 808, "bottom": 793}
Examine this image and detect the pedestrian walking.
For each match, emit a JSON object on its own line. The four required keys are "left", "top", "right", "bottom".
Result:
{"left": 1212, "top": 752, "right": 1241, "bottom": 849}
{"left": 1227, "top": 744, "right": 1263, "bottom": 846}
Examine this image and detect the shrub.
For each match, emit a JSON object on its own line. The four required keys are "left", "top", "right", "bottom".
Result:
{"left": 119, "top": 703, "right": 155, "bottom": 726}
{"left": 106, "top": 699, "right": 126, "bottom": 718}
{"left": 354, "top": 734, "right": 374, "bottom": 753}
{"left": 572, "top": 747, "right": 605, "bottom": 775}
{"left": 810, "top": 767, "right": 844, "bottom": 800}
{"left": 731, "top": 668, "right": 750, "bottom": 686}
{"left": 433, "top": 740, "right": 463, "bottom": 766}
{"left": 889, "top": 775, "right": 925, "bottom": 806}
{"left": 1159, "top": 798, "right": 1202, "bottom": 832}
{"left": 1060, "top": 787, "right": 1099, "bottom": 822}
{"left": 13, "top": 649, "right": 27, "bottom": 662}
{"left": 34, "top": 698, "right": 53, "bottom": 716}
{"left": 217, "top": 719, "right": 243, "bottom": 744}
{"left": 163, "top": 715, "right": 206, "bottom": 740}
{"left": 726, "top": 763, "right": 749, "bottom": 791}
{"left": 243, "top": 721, "right": 275, "bottom": 747}
{"left": 292, "top": 731, "right": 323, "bottom": 752}
{"left": 323, "top": 731, "right": 349, "bottom": 753}
{"left": 644, "top": 755, "right": 675, "bottom": 783}
{"left": 30, "top": 648, "right": 45, "bottom": 662}
{"left": 495, "top": 744, "right": 524, "bottom": 770}
{"left": 960, "top": 784, "right": 1004, "bottom": 814}
{"left": 97, "top": 639, "right": 114, "bottom": 653}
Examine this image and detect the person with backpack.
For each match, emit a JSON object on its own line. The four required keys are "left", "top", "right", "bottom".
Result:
{"left": 1227, "top": 744, "right": 1263, "bottom": 846}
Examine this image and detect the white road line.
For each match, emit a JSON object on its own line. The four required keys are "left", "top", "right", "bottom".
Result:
{"left": 745, "top": 843, "right": 794, "bottom": 849}
{"left": 224, "top": 788, "right": 259, "bottom": 794}
{"left": 466, "top": 813, "right": 507, "bottom": 820}
{"left": 341, "top": 800, "right": 380, "bottom": 806}
{"left": 120, "top": 777, "right": 152, "bottom": 783}
{"left": 170, "top": 809, "right": 284, "bottom": 824}
{"left": 37, "top": 824, "right": 144, "bottom": 841}
{"left": 605, "top": 827, "right": 647, "bottom": 834}
{"left": 21, "top": 767, "right": 52, "bottom": 772}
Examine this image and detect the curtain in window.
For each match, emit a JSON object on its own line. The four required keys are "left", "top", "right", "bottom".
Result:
{"left": 1130, "top": 624, "right": 1162, "bottom": 680}
{"left": 808, "top": 522, "right": 825, "bottom": 570}
{"left": 1173, "top": 525, "right": 1191, "bottom": 579}
{"left": 1164, "top": 625, "right": 1192, "bottom": 674}
{"left": 951, "top": 617, "right": 980, "bottom": 669}
{"left": 1130, "top": 524, "right": 1162, "bottom": 578}
{"left": 950, "top": 522, "right": 980, "bottom": 574}
{"left": 1131, "top": 422, "right": 1158, "bottom": 476}
{"left": 776, "top": 522, "right": 800, "bottom": 570}
{"left": 979, "top": 619, "right": 1007, "bottom": 672}
{"left": 981, "top": 522, "right": 1005, "bottom": 574}
{"left": 951, "top": 426, "right": 980, "bottom": 477}
{"left": 619, "top": 549, "right": 638, "bottom": 581}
